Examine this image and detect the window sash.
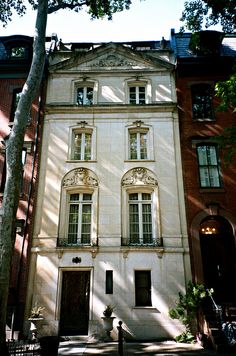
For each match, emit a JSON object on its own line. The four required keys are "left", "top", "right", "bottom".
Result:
{"left": 77, "top": 86, "right": 93, "bottom": 105}
{"left": 197, "top": 145, "right": 221, "bottom": 188}
{"left": 135, "top": 271, "right": 152, "bottom": 306}
{"left": 73, "top": 132, "right": 92, "bottom": 160}
{"left": 129, "top": 193, "right": 152, "bottom": 244}
{"left": 192, "top": 85, "right": 214, "bottom": 120}
{"left": 129, "top": 131, "right": 148, "bottom": 160}
{"left": 129, "top": 86, "right": 146, "bottom": 104}
{"left": 68, "top": 193, "right": 92, "bottom": 244}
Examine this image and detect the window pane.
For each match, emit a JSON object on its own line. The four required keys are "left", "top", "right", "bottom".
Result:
{"left": 142, "top": 204, "right": 152, "bottom": 243}
{"left": 135, "top": 271, "right": 152, "bottom": 306}
{"left": 192, "top": 84, "right": 214, "bottom": 120}
{"left": 86, "top": 87, "right": 93, "bottom": 105}
{"left": 81, "top": 204, "right": 91, "bottom": 243}
{"left": 84, "top": 133, "right": 92, "bottom": 160}
{"left": 77, "top": 88, "right": 84, "bottom": 105}
{"left": 197, "top": 145, "right": 221, "bottom": 188}
{"left": 74, "top": 134, "right": 82, "bottom": 160}
{"left": 129, "top": 203, "right": 139, "bottom": 243}
{"left": 140, "top": 132, "right": 147, "bottom": 159}
{"left": 106, "top": 270, "right": 113, "bottom": 294}
{"left": 129, "top": 133, "right": 138, "bottom": 159}
{"left": 129, "top": 193, "right": 138, "bottom": 200}
{"left": 68, "top": 204, "right": 79, "bottom": 243}
{"left": 138, "top": 86, "right": 146, "bottom": 104}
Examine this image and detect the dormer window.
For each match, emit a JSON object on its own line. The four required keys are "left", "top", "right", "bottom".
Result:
{"left": 10, "top": 47, "right": 25, "bottom": 59}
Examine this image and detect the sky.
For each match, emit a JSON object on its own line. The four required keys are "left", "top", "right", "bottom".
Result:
{"left": 0, "top": 0, "right": 187, "bottom": 43}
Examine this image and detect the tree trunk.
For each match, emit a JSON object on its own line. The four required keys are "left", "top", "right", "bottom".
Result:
{"left": 0, "top": 1, "right": 48, "bottom": 353}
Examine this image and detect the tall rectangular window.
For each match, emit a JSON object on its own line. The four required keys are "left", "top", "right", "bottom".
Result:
{"left": 68, "top": 193, "right": 92, "bottom": 244}
{"left": 106, "top": 270, "right": 113, "bottom": 294}
{"left": 192, "top": 84, "right": 214, "bottom": 120}
{"left": 135, "top": 271, "right": 152, "bottom": 306}
{"left": 129, "top": 193, "right": 152, "bottom": 244}
{"left": 129, "top": 130, "right": 148, "bottom": 159}
{"left": 129, "top": 86, "right": 146, "bottom": 104}
{"left": 197, "top": 144, "right": 222, "bottom": 188}
{"left": 77, "top": 87, "right": 93, "bottom": 105}
{"left": 73, "top": 132, "right": 92, "bottom": 160}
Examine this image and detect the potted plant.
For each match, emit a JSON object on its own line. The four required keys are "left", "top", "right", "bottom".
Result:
{"left": 169, "top": 281, "right": 213, "bottom": 343}
{"left": 101, "top": 305, "right": 116, "bottom": 339}
{"left": 28, "top": 302, "right": 45, "bottom": 340}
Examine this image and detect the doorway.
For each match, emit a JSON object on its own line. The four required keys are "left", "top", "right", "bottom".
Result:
{"left": 60, "top": 271, "right": 90, "bottom": 335}
{"left": 200, "top": 216, "right": 236, "bottom": 303}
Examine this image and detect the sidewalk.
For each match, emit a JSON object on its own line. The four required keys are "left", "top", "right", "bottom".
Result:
{"left": 58, "top": 337, "right": 235, "bottom": 355}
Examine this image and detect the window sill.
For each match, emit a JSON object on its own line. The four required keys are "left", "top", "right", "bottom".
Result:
{"left": 132, "top": 306, "right": 157, "bottom": 311}
{"left": 193, "top": 118, "right": 215, "bottom": 122}
{"left": 125, "top": 159, "right": 155, "bottom": 162}
{"left": 199, "top": 188, "right": 225, "bottom": 193}
{"left": 66, "top": 160, "right": 97, "bottom": 163}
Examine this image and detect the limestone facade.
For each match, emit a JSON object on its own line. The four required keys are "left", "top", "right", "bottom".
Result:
{"left": 26, "top": 40, "right": 191, "bottom": 339}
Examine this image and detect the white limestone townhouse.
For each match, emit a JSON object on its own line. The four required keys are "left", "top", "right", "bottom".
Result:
{"left": 25, "top": 38, "right": 191, "bottom": 340}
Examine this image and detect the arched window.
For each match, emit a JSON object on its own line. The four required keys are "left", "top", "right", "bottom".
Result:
{"left": 58, "top": 168, "right": 98, "bottom": 246}
{"left": 121, "top": 168, "right": 161, "bottom": 246}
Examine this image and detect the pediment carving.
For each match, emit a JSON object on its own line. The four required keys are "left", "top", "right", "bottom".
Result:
{"left": 63, "top": 168, "right": 98, "bottom": 187}
{"left": 91, "top": 54, "right": 135, "bottom": 67}
{"left": 122, "top": 168, "right": 158, "bottom": 186}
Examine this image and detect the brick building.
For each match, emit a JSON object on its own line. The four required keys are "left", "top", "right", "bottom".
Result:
{"left": 0, "top": 35, "right": 45, "bottom": 337}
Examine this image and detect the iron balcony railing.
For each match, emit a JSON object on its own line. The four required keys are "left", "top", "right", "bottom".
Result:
{"left": 57, "top": 237, "right": 98, "bottom": 247}
{"left": 121, "top": 237, "right": 162, "bottom": 247}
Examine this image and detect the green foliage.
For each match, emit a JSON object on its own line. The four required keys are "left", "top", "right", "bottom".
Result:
{"left": 0, "top": 0, "right": 26, "bottom": 26}
{"left": 103, "top": 304, "right": 114, "bottom": 317}
{"left": 30, "top": 302, "right": 45, "bottom": 318}
{"left": 215, "top": 72, "right": 236, "bottom": 112}
{"left": 175, "top": 330, "right": 195, "bottom": 343}
{"left": 213, "top": 124, "right": 236, "bottom": 166}
{"left": 169, "top": 281, "right": 213, "bottom": 339}
{"left": 181, "top": 0, "right": 236, "bottom": 33}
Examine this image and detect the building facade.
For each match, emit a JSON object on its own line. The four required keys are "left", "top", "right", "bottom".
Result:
{"left": 172, "top": 30, "right": 236, "bottom": 308}
{"left": 25, "top": 39, "right": 191, "bottom": 339}
{"left": 0, "top": 35, "right": 45, "bottom": 337}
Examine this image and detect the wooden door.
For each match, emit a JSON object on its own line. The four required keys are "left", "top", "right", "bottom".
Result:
{"left": 60, "top": 271, "right": 90, "bottom": 335}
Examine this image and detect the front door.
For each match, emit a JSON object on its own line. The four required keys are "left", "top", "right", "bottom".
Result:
{"left": 200, "top": 217, "right": 236, "bottom": 303}
{"left": 60, "top": 271, "right": 90, "bottom": 335}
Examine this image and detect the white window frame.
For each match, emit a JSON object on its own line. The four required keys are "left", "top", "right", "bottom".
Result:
{"left": 68, "top": 125, "right": 97, "bottom": 161}
{"left": 72, "top": 79, "right": 98, "bottom": 105}
{"left": 59, "top": 169, "right": 98, "bottom": 246}
{"left": 125, "top": 79, "right": 152, "bottom": 104}
{"left": 125, "top": 122, "right": 154, "bottom": 161}
{"left": 121, "top": 168, "right": 160, "bottom": 244}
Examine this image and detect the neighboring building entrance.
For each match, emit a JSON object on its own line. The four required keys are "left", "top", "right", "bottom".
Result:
{"left": 200, "top": 216, "right": 236, "bottom": 303}
{"left": 60, "top": 271, "right": 90, "bottom": 335}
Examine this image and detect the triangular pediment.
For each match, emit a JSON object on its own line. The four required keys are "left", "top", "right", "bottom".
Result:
{"left": 49, "top": 42, "right": 173, "bottom": 72}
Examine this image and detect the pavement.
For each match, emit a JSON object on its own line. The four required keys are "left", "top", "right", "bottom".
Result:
{"left": 57, "top": 337, "right": 236, "bottom": 355}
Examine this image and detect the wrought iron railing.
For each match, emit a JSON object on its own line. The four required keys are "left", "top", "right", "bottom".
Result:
{"left": 121, "top": 237, "right": 162, "bottom": 247}
{"left": 57, "top": 237, "right": 97, "bottom": 247}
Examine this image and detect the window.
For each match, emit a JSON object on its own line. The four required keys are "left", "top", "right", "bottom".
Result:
{"left": 76, "top": 86, "right": 93, "bottom": 105}
{"left": 10, "top": 47, "right": 25, "bottom": 59}
{"left": 59, "top": 168, "right": 99, "bottom": 247}
{"left": 191, "top": 84, "right": 214, "bottom": 120}
{"left": 121, "top": 168, "right": 161, "bottom": 247}
{"left": 129, "top": 86, "right": 146, "bottom": 104}
{"left": 129, "top": 193, "right": 152, "bottom": 244}
{"left": 129, "top": 129, "right": 148, "bottom": 159}
{"left": 135, "top": 271, "right": 152, "bottom": 306}
{"left": 197, "top": 144, "right": 222, "bottom": 188}
{"left": 106, "top": 270, "right": 113, "bottom": 294}
{"left": 10, "top": 88, "right": 22, "bottom": 122}
{"left": 68, "top": 193, "right": 92, "bottom": 245}
{"left": 73, "top": 131, "right": 92, "bottom": 160}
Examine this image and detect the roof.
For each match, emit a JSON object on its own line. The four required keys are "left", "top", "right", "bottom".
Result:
{"left": 171, "top": 29, "right": 236, "bottom": 58}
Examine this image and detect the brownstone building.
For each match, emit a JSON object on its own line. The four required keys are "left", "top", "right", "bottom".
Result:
{"left": 172, "top": 30, "right": 236, "bottom": 308}
{"left": 0, "top": 35, "right": 45, "bottom": 337}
